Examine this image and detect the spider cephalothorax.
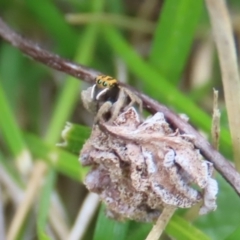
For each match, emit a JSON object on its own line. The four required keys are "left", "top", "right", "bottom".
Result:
{"left": 91, "top": 75, "right": 117, "bottom": 98}
{"left": 91, "top": 75, "right": 119, "bottom": 104}
{"left": 89, "top": 74, "right": 142, "bottom": 123}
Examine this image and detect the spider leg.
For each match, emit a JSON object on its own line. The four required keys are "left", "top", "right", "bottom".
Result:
{"left": 122, "top": 88, "right": 142, "bottom": 113}
{"left": 109, "top": 88, "right": 126, "bottom": 123}
{"left": 94, "top": 101, "right": 113, "bottom": 123}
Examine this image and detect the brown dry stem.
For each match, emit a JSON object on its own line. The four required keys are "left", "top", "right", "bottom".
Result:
{"left": 0, "top": 165, "right": 23, "bottom": 206}
{"left": 68, "top": 193, "right": 99, "bottom": 240}
{"left": 49, "top": 201, "right": 70, "bottom": 240}
{"left": 145, "top": 207, "right": 176, "bottom": 240}
{"left": 211, "top": 89, "right": 221, "bottom": 150}
{"left": 205, "top": 0, "right": 240, "bottom": 170}
{"left": 0, "top": 17, "right": 240, "bottom": 197}
{"left": 7, "top": 161, "right": 47, "bottom": 240}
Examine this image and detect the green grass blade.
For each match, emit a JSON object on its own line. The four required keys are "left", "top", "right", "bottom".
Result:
{"left": 103, "top": 26, "right": 231, "bottom": 153}
{"left": 126, "top": 214, "right": 210, "bottom": 240}
{"left": 0, "top": 44, "right": 22, "bottom": 109}
{"left": 225, "top": 226, "right": 240, "bottom": 240}
{"left": 57, "top": 122, "right": 91, "bottom": 155}
{"left": 125, "top": 222, "right": 152, "bottom": 240}
{"left": 38, "top": 232, "right": 51, "bottom": 240}
{"left": 166, "top": 215, "right": 211, "bottom": 240}
{"left": 149, "top": 0, "right": 203, "bottom": 84}
{"left": 37, "top": 169, "right": 56, "bottom": 240}
{"left": 0, "top": 82, "right": 27, "bottom": 157}
{"left": 93, "top": 205, "right": 129, "bottom": 240}
{"left": 25, "top": 0, "right": 78, "bottom": 56}
{"left": 25, "top": 133, "right": 87, "bottom": 182}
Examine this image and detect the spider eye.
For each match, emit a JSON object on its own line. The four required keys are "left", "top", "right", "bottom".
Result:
{"left": 103, "top": 81, "right": 108, "bottom": 87}
{"left": 97, "top": 79, "right": 102, "bottom": 84}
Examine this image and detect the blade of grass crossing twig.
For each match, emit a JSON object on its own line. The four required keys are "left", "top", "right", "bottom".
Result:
{"left": 37, "top": 170, "right": 56, "bottom": 240}
{"left": 149, "top": 0, "right": 203, "bottom": 84}
{"left": 103, "top": 26, "right": 231, "bottom": 153}
{"left": 93, "top": 205, "right": 129, "bottom": 240}
{"left": 45, "top": 0, "right": 105, "bottom": 144}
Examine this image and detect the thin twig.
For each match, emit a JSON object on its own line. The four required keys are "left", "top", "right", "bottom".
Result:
{"left": 211, "top": 89, "right": 221, "bottom": 150}
{"left": 0, "top": 18, "right": 100, "bottom": 83}
{"left": 205, "top": 0, "right": 240, "bottom": 170}
{"left": 0, "top": 18, "right": 240, "bottom": 196}
{"left": 1, "top": 161, "right": 70, "bottom": 240}
{"left": 145, "top": 207, "right": 176, "bottom": 240}
{"left": 49, "top": 203, "right": 70, "bottom": 240}
{"left": 7, "top": 161, "right": 47, "bottom": 240}
{"left": 0, "top": 166, "right": 24, "bottom": 206}
{"left": 67, "top": 193, "right": 99, "bottom": 240}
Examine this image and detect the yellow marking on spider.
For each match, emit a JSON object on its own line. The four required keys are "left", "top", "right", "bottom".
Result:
{"left": 89, "top": 74, "right": 143, "bottom": 123}
{"left": 96, "top": 75, "right": 118, "bottom": 89}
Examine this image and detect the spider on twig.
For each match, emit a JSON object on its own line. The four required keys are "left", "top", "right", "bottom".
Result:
{"left": 84, "top": 74, "right": 143, "bottom": 123}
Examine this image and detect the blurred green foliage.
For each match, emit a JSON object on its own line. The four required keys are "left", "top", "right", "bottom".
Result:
{"left": 0, "top": 0, "right": 240, "bottom": 239}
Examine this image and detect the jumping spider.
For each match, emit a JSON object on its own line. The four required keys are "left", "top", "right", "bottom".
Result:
{"left": 89, "top": 75, "right": 142, "bottom": 123}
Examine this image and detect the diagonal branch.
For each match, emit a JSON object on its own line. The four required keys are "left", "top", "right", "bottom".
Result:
{"left": 0, "top": 17, "right": 240, "bottom": 196}
{"left": 0, "top": 18, "right": 100, "bottom": 83}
